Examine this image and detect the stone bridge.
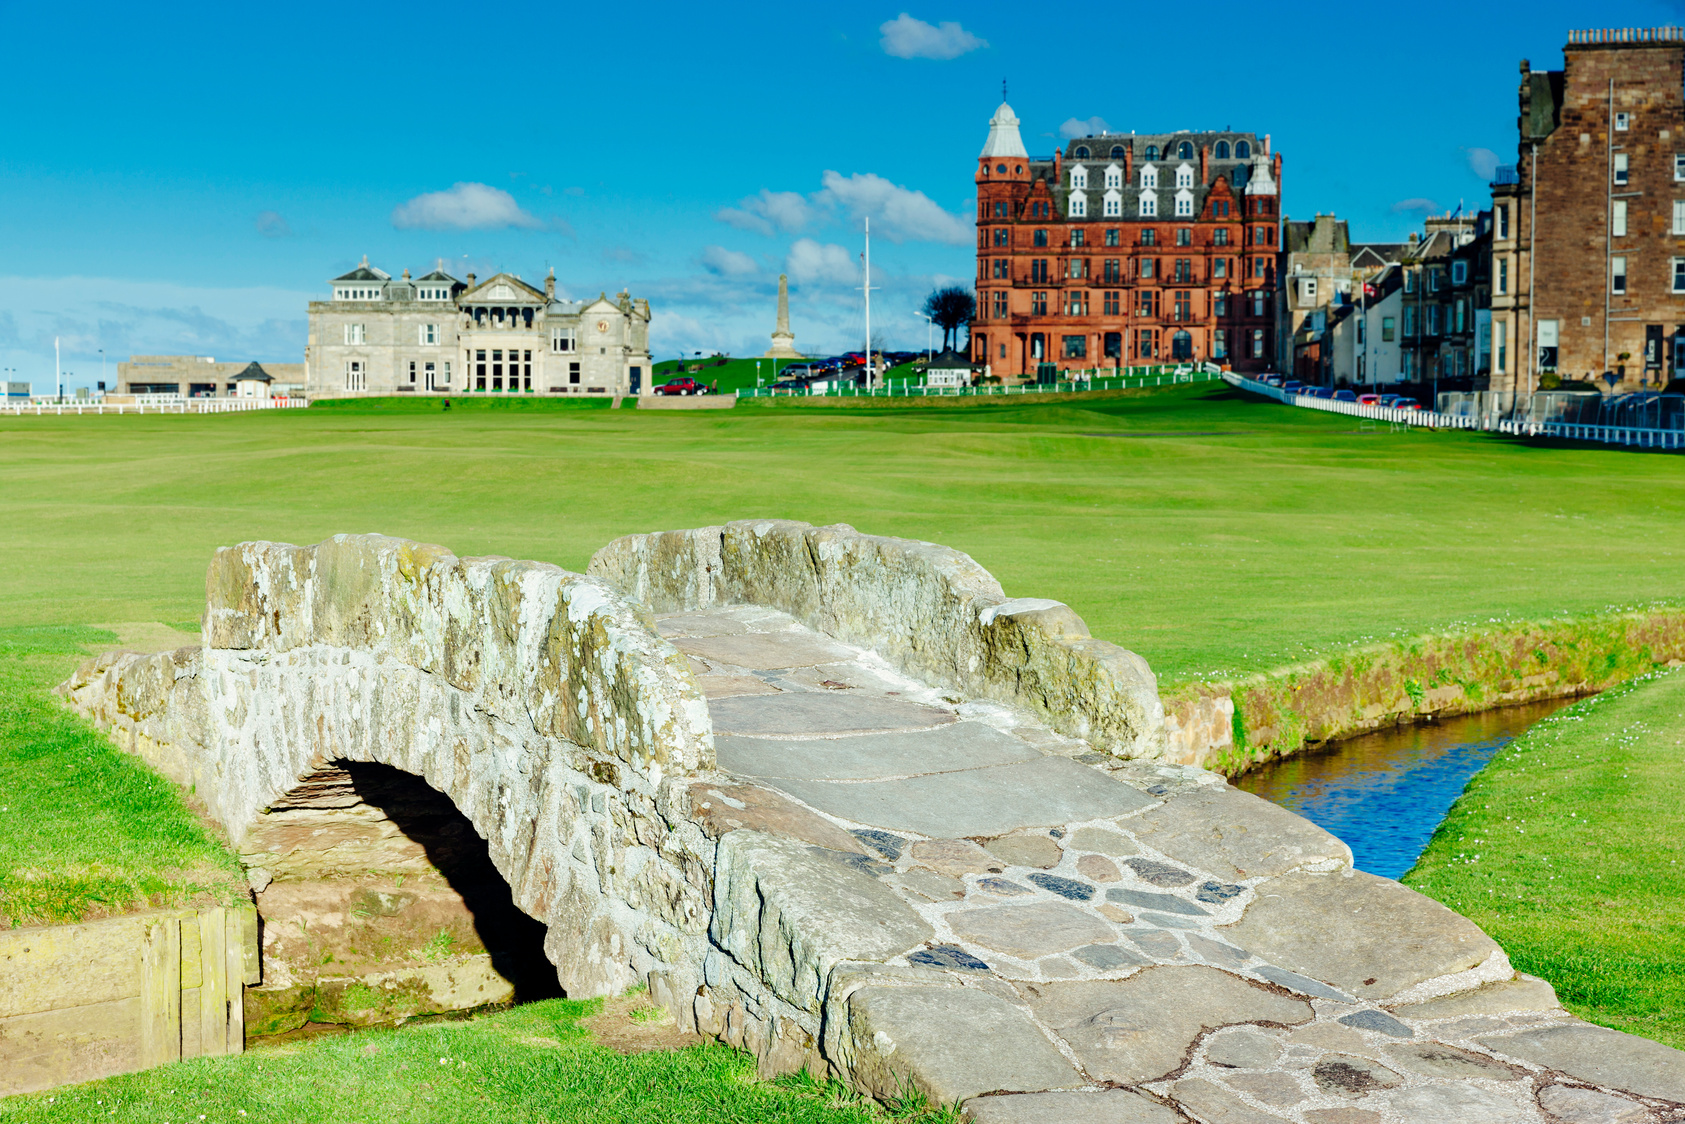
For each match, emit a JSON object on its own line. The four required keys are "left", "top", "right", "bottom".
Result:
{"left": 63, "top": 522, "right": 1685, "bottom": 1123}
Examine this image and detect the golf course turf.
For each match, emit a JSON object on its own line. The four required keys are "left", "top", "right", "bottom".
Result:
{"left": 3, "top": 382, "right": 1684, "bottom": 1112}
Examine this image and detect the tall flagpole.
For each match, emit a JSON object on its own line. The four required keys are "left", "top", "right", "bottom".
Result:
{"left": 863, "top": 218, "right": 872, "bottom": 387}
{"left": 55, "top": 337, "right": 61, "bottom": 400}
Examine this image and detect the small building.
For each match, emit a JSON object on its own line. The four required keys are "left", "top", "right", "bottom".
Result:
{"left": 925, "top": 349, "right": 976, "bottom": 387}
{"left": 231, "top": 362, "right": 275, "bottom": 399}
{"left": 4, "top": 382, "right": 28, "bottom": 400}
{"left": 115, "top": 355, "right": 305, "bottom": 398}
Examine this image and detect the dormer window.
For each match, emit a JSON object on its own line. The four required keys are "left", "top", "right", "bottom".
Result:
{"left": 1175, "top": 189, "right": 1194, "bottom": 217}
{"left": 1144, "top": 145, "right": 1159, "bottom": 160}
{"left": 1177, "top": 141, "right": 1194, "bottom": 159}
{"left": 1175, "top": 163, "right": 1194, "bottom": 188}
{"left": 1104, "top": 163, "right": 1122, "bottom": 189}
{"left": 1074, "top": 146, "right": 1090, "bottom": 158}
{"left": 1140, "top": 165, "right": 1158, "bottom": 189}
{"left": 1139, "top": 191, "right": 1158, "bottom": 217}
{"left": 1110, "top": 145, "right": 1125, "bottom": 159}
{"left": 1103, "top": 190, "right": 1122, "bottom": 217}
{"left": 1068, "top": 191, "right": 1087, "bottom": 218}
{"left": 1215, "top": 140, "right": 1231, "bottom": 159}
{"left": 1070, "top": 165, "right": 1088, "bottom": 190}
{"left": 1236, "top": 140, "right": 1252, "bottom": 159}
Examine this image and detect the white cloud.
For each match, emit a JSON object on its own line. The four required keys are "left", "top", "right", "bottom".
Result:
{"left": 1391, "top": 197, "right": 1438, "bottom": 216}
{"left": 1463, "top": 146, "right": 1501, "bottom": 180}
{"left": 786, "top": 240, "right": 859, "bottom": 287}
{"left": 391, "top": 183, "right": 544, "bottom": 231}
{"left": 814, "top": 170, "right": 972, "bottom": 245}
{"left": 1060, "top": 116, "right": 1110, "bottom": 140}
{"left": 701, "top": 246, "right": 760, "bottom": 276}
{"left": 715, "top": 189, "right": 815, "bottom": 236}
{"left": 878, "top": 13, "right": 987, "bottom": 59}
{"left": 254, "top": 211, "right": 292, "bottom": 239}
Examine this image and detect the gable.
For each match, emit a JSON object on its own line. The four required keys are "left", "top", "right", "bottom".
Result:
{"left": 463, "top": 273, "right": 545, "bottom": 304}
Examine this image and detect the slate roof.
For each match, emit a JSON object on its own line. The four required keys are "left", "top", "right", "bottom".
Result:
{"left": 332, "top": 263, "right": 390, "bottom": 282}
{"left": 1350, "top": 243, "right": 1409, "bottom": 268}
{"left": 927, "top": 349, "right": 976, "bottom": 370}
{"left": 1283, "top": 218, "right": 1350, "bottom": 255}
{"left": 232, "top": 362, "right": 272, "bottom": 383}
{"left": 1027, "top": 153, "right": 1256, "bottom": 221}
{"left": 414, "top": 268, "right": 460, "bottom": 284}
{"left": 1062, "top": 131, "right": 1265, "bottom": 162}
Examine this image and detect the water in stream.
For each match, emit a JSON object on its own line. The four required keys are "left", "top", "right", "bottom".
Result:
{"left": 1234, "top": 698, "right": 1576, "bottom": 880}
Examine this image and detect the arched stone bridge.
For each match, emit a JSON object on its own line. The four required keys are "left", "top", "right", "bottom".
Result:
{"left": 64, "top": 522, "right": 1685, "bottom": 1122}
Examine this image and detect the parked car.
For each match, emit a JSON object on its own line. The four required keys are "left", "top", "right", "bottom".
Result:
{"left": 1358, "top": 393, "right": 1382, "bottom": 406}
{"left": 1393, "top": 397, "right": 1421, "bottom": 410}
{"left": 1305, "top": 387, "right": 1334, "bottom": 399}
{"left": 1262, "top": 374, "right": 1285, "bottom": 387}
{"left": 1333, "top": 389, "right": 1358, "bottom": 402}
{"left": 769, "top": 378, "right": 807, "bottom": 393}
{"left": 776, "top": 364, "right": 817, "bottom": 380}
{"left": 1281, "top": 380, "right": 1306, "bottom": 394}
{"left": 655, "top": 377, "right": 709, "bottom": 396}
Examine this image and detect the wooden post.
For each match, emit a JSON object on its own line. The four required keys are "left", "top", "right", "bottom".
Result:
{"left": 139, "top": 919, "right": 181, "bottom": 1067}
{"left": 198, "top": 909, "right": 228, "bottom": 1057}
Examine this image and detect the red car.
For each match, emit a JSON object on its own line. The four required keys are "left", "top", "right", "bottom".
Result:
{"left": 655, "top": 377, "right": 709, "bottom": 396}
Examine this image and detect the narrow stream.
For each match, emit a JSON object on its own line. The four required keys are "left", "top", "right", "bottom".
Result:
{"left": 1233, "top": 698, "right": 1576, "bottom": 880}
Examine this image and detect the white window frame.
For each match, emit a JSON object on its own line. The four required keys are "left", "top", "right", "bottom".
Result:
{"left": 343, "top": 360, "right": 365, "bottom": 391}
{"left": 1497, "top": 204, "right": 1509, "bottom": 240}
{"left": 1068, "top": 191, "right": 1087, "bottom": 218}
{"left": 1497, "top": 257, "right": 1508, "bottom": 294}
{"left": 1069, "top": 165, "right": 1088, "bottom": 190}
{"left": 1139, "top": 191, "right": 1157, "bottom": 218}
{"left": 1174, "top": 188, "right": 1194, "bottom": 217}
{"left": 1673, "top": 258, "right": 1685, "bottom": 294}
{"left": 1140, "top": 165, "right": 1158, "bottom": 189}
{"left": 421, "top": 323, "right": 438, "bottom": 345}
{"left": 1614, "top": 199, "right": 1628, "bottom": 237}
{"left": 1614, "top": 153, "right": 1629, "bottom": 185}
{"left": 1103, "top": 190, "right": 1121, "bottom": 217}
{"left": 1673, "top": 200, "right": 1685, "bottom": 235}
{"left": 344, "top": 323, "right": 365, "bottom": 345}
{"left": 1175, "top": 162, "right": 1194, "bottom": 188}
{"left": 1615, "top": 111, "right": 1631, "bottom": 131}
{"left": 1303, "top": 278, "right": 1317, "bottom": 301}
{"left": 1676, "top": 154, "right": 1685, "bottom": 182}
{"left": 1103, "top": 163, "right": 1122, "bottom": 189}
{"left": 550, "top": 327, "right": 576, "bottom": 353}
{"left": 1612, "top": 255, "right": 1627, "bottom": 295}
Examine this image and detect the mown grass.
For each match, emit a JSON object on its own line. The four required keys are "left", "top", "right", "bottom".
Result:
{"left": 1404, "top": 668, "right": 1685, "bottom": 1047}
{"left": 4, "top": 383, "right": 1685, "bottom": 686}
{"left": 0, "top": 998, "right": 958, "bottom": 1124}
{"left": 0, "top": 627, "right": 243, "bottom": 927}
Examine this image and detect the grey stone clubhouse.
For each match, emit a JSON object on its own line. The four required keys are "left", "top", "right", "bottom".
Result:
{"left": 305, "top": 259, "right": 653, "bottom": 398}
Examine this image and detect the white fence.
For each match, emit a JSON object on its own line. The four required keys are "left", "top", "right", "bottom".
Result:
{"left": 0, "top": 397, "right": 308, "bottom": 417}
{"left": 1224, "top": 374, "right": 1685, "bottom": 450}
{"left": 741, "top": 362, "right": 1223, "bottom": 400}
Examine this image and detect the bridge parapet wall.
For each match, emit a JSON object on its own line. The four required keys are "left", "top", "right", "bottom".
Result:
{"left": 589, "top": 519, "right": 1166, "bottom": 759}
{"left": 61, "top": 534, "right": 718, "bottom": 1001}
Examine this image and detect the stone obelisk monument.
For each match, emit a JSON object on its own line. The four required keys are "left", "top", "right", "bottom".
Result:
{"left": 764, "top": 274, "right": 802, "bottom": 358}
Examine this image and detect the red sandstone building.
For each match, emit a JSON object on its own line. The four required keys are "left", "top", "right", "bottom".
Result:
{"left": 970, "top": 103, "right": 1283, "bottom": 378}
{"left": 1492, "top": 26, "right": 1685, "bottom": 401}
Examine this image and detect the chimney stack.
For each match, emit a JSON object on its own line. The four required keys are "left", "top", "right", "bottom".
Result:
{"left": 466, "top": 272, "right": 476, "bottom": 288}
{"left": 545, "top": 267, "right": 555, "bottom": 300}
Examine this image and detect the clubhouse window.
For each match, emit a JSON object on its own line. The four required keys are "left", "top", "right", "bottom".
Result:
{"left": 343, "top": 360, "right": 365, "bottom": 391}
{"left": 1063, "top": 335, "right": 1087, "bottom": 359}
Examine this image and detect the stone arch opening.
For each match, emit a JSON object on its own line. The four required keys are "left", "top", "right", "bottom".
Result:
{"left": 244, "top": 759, "right": 563, "bottom": 1036}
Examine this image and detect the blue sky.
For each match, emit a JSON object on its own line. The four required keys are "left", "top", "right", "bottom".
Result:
{"left": 0, "top": 0, "right": 1675, "bottom": 390}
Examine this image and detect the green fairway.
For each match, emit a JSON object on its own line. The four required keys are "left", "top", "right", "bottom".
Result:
{"left": 0, "top": 997, "right": 957, "bottom": 1124}
{"left": 649, "top": 357, "right": 925, "bottom": 394}
{"left": 1404, "top": 668, "right": 1685, "bottom": 1048}
{"left": 0, "top": 628, "right": 243, "bottom": 927}
{"left": 2, "top": 383, "right": 1682, "bottom": 687}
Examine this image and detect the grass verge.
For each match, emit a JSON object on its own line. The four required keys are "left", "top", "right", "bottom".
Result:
{"left": 0, "top": 627, "right": 244, "bottom": 928}
{"left": 0, "top": 998, "right": 959, "bottom": 1124}
{"left": 1404, "top": 668, "right": 1685, "bottom": 1047}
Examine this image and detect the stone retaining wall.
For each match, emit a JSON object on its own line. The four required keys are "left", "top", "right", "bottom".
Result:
{"left": 1164, "top": 611, "right": 1685, "bottom": 772}
{"left": 587, "top": 519, "right": 1165, "bottom": 759}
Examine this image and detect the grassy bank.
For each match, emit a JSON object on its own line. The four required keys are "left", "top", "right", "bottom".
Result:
{"left": 0, "top": 997, "right": 955, "bottom": 1124}
{"left": 1404, "top": 668, "right": 1685, "bottom": 1047}
{"left": 1171, "top": 609, "right": 1685, "bottom": 772}
{"left": 0, "top": 628, "right": 243, "bottom": 928}
{"left": 4, "top": 383, "right": 1685, "bottom": 687}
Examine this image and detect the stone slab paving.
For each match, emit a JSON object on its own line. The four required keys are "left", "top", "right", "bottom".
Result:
{"left": 661, "top": 605, "right": 1685, "bottom": 1124}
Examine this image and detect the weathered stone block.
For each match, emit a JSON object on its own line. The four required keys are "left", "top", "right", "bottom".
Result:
{"left": 1222, "top": 870, "right": 1503, "bottom": 1001}
{"left": 1478, "top": 1023, "right": 1685, "bottom": 1102}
